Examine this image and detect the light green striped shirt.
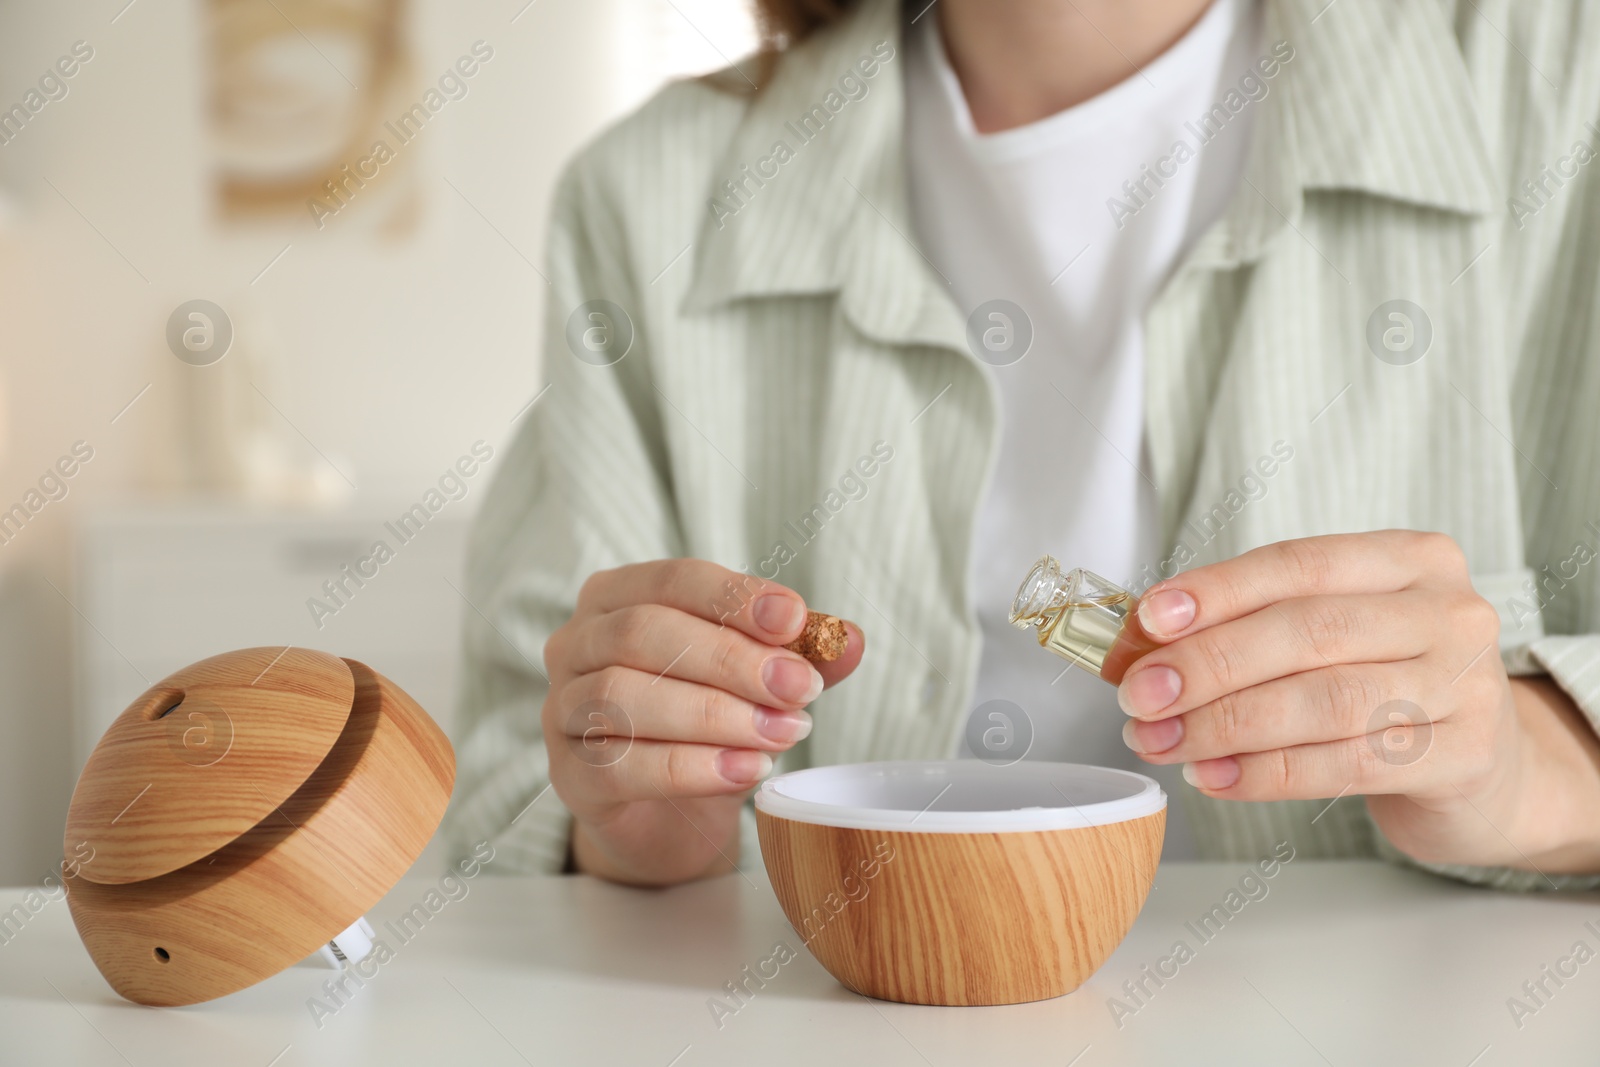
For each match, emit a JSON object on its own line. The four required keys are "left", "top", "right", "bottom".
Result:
{"left": 446, "top": 0, "right": 1600, "bottom": 891}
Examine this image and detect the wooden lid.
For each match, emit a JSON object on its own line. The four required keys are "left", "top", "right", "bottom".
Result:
{"left": 65, "top": 647, "right": 355, "bottom": 885}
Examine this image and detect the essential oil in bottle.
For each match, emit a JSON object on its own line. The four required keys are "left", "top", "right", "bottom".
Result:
{"left": 1008, "top": 555, "right": 1158, "bottom": 685}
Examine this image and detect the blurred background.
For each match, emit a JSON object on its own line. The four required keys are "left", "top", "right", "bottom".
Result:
{"left": 0, "top": 0, "right": 758, "bottom": 883}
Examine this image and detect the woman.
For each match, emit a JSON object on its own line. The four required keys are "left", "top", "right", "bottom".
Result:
{"left": 446, "top": 0, "right": 1600, "bottom": 891}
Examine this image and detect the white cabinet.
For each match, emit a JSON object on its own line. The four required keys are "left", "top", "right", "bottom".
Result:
{"left": 73, "top": 504, "right": 471, "bottom": 771}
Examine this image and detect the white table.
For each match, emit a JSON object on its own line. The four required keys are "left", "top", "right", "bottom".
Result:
{"left": 2, "top": 861, "right": 1596, "bottom": 1066}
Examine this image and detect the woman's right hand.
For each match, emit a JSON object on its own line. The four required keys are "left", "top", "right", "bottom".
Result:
{"left": 542, "top": 559, "right": 864, "bottom": 885}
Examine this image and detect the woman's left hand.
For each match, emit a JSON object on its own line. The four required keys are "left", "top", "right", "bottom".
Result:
{"left": 1118, "top": 530, "right": 1600, "bottom": 871}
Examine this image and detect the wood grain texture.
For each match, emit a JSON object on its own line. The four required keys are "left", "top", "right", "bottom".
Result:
{"left": 65, "top": 647, "right": 355, "bottom": 885}
{"left": 757, "top": 809, "right": 1164, "bottom": 1006}
{"left": 64, "top": 655, "right": 454, "bottom": 1007}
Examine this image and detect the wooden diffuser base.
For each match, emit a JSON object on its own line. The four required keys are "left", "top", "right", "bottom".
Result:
{"left": 757, "top": 809, "right": 1165, "bottom": 1006}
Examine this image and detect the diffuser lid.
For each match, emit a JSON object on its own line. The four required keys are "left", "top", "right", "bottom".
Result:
{"left": 65, "top": 647, "right": 355, "bottom": 884}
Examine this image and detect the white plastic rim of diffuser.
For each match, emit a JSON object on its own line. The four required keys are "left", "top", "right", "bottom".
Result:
{"left": 754, "top": 760, "right": 1166, "bottom": 834}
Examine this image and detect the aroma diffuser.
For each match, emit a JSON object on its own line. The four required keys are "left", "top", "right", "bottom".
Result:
{"left": 756, "top": 760, "right": 1164, "bottom": 1006}
{"left": 63, "top": 647, "right": 454, "bottom": 1006}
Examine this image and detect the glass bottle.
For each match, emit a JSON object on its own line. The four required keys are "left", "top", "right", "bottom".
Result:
{"left": 1009, "top": 555, "right": 1157, "bottom": 685}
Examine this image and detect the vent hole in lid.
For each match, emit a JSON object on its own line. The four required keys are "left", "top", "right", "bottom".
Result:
{"left": 154, "top": 947, "right": 170, "bottom": 962}
{"left": 140, "top": 687, "right": 186, "bottom": 721}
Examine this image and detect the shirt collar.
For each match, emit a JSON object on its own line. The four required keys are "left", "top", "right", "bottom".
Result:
{"left": 685, "top": 0, "right": 1498, "bottom": 325}
{"left": 1192, "top": 0, "right": 1498, "bottom": 267}
{"left": 683, "top": 0, "right": 955, "bottom": 347}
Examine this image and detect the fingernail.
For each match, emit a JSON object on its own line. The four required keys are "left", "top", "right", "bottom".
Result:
{"left": 763, "top": 656, "right": 824, "bottom": 704}
{"left": 1182, "top": 757, "right": 1239, "bottom": 790}
{"left": 719, "top": 749, "right": 773, "bottom": 784}
{"left": 754, "top": 594, "right": 804, "bottom": 637}
{"left": 1118, "top": 665, "right": 1182, "bottom": 717}
{"left": 1138, "top": 589, "right": 1196, "bottom": 637}
{"left": 755, "top": 707, "right": 813, "bottom": 744}
{"left": 1123, "top": 716, "right": 1182, "bottom": 755}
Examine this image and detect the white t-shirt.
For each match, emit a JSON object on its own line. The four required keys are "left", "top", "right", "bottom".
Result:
{"left": 904, "top": 0, "right": 1262, "bottom": 850}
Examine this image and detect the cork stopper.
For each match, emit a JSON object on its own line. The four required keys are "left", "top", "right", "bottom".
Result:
{"left": 784, "top": 611, "right": 849, "bottom": 662}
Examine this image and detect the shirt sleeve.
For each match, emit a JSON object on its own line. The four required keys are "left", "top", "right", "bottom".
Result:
{"left": 443, "top": 154, "right": 685, "bottom": 874}
{"left": 1367, "top": 53, "right": 1600, "bottom": 892}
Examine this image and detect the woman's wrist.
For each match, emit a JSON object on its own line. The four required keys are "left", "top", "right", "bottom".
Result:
{"left": 1500, "top": 676, "right": 1600, "bottom": 874}
{"left": 570, "top": 814, "right": 741, "bottom": 886}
